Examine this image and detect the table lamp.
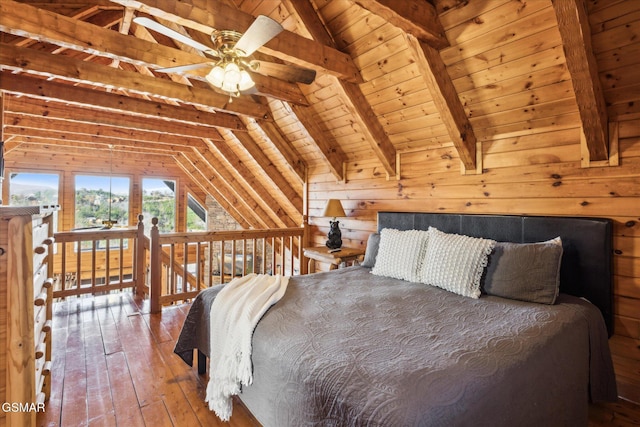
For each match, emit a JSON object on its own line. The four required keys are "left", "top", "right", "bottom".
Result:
{"left": 322, "top": 199, "right": 346, "bottom": 250}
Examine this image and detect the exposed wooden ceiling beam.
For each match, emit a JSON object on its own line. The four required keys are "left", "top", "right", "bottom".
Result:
{"left": 174, "top": 153, "right": 254, "bottom": 229}
{"left": 230, "top": 130, "right": 303, "bottom": 214}
{"left": 552, "top": 0, "right": 608, "bottom": 162}
{"left": 0, "top": 42, "right": 270, "bottom": 119}
{"left": 354, "top": 0, "right": 449, "bottom": 49}
{"left": 0, "top": 72, "right": 246, "bottom": 131}
{"left": 5, "top": 132, "right": 190, "bottom": 155}
{"left": 1, "top": 0, "right": 308, "bottom": 106}
{"left": 4, "top": 96, "right": 227, "bottom": 141}
{"left": 405, "top": 34, "right": 478, "bottom": 171}
{"left": 290, "top": 102, "right": 347, "bottom": 181}
{"left": 254, "top": 117, "right": 307, "bottom": 184}
{"left": 198, "top": 141, "right": 294, "bottom": 228}
{"left": 3, "top": 115, "right": 208, "bottom": 149}
{"left": 288, "top": 0, "right": 397, "bottom": 178}
{"left": 108, "top": 0, "right": 363, "bottom": 83}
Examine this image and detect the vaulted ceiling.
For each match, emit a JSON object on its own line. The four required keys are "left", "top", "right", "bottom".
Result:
{"left": 0, "top": 0, "right": 613, "bottom": 229}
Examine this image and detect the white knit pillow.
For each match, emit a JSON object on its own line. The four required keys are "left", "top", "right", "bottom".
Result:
{"left": 371, "top": 228, "right": 429, "bottom": 282}
{"left": 419, "top": 227, "right": 496, "bottom": 298}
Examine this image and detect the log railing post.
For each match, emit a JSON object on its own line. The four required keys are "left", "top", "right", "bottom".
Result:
{"left": 301, "top": 214, "right": 309, "bottom": 275}
{"left": 134, "top": 214, "right": 145, "bottom": 297}
{"left": 149, "top": 217, "right": 162, "bottom": 313}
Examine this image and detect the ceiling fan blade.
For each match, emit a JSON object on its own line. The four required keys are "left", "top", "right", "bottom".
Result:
{"left": 252, "top": 61, "right": 316, "bottom": 85}
{"left": 234, "top": 15, "right": 283, "bottom": 56}
{"left": 156, "top": 62, "right": 212, "bottom": 74}
{"left": 133, "top": 17, "right": 216, "bottom": 55}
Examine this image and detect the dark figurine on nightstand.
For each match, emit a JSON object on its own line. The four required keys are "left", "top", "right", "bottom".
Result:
{"left": 326, "top": 220, "right": 342, "bottom": 249}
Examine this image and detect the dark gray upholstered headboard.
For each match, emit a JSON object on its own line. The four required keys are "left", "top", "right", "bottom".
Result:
{"left": 377, "top": 212, "right": 614, "bottom": 336}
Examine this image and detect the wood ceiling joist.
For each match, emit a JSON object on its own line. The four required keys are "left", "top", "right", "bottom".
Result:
{"left": 289, "top": 102, "right": 347, "bottom": 181}
{"left": 230, "top": 130, "right": 303, "bottom": 214}
{"left": 0, "top": 43, "right": 270, "bottom": 119}
{"left": 181, "top": 149, "right": 273, "bottom": 229}
{"left": 4, "top": 96, "right": 228, "bottom": 141}
{"left": 354, "top": 0, "right": 478, "bottom": 172}
{"left": 254, "top": 117, "right": 307, "bottom": 184}
{"left": 174, "top": 153, "right": 253, "bottom": 229}
{"left": 202, "top": 137, "right": 298, "bottom": 228}
{"left": 108, "top": 0, "right": 363, "bottom": 83}
{"left": 131, "top": 19, "right": 309, "bottom": 106}
{"left": 287, "top": 0, "right": 397, "bottom": 178}
{"left": 552, "top": 0, "right": 609, "bottom": 162}
{"left": 405, "top": 34, "right": 477, "bottom": 172}
{"left": 197, "top": 141, "right": 294, "bottom": 228}
{"left": 0, "top": 73, "right": 246, "bottom": 131}
{"left": 354, "top": 0, "right": 449, "bottom": 49}
{"left": 2, "top": 113, "right": 210, "bottom": 150}
{"left": 6, "top": 132, "right": 188, "bottom": 156}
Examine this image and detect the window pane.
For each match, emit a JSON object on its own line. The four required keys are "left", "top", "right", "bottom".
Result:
{"left": 9, "top": 172, "right": 60, "bottom": 235}
{"left": 187, "top": 193, "right": 207, "bottom": 231}
{"left": 9, "top": 172, "right": 59, "bottom": 206}
{"left": 142, "top": 178, "right": 176, "bottom": 234}
{"left": 75, "top": 175, "right": 129, "bottom": 229}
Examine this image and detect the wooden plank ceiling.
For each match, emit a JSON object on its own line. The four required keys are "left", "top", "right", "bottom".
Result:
{"left": 0, "top": 0, "right": 609, "bottom": 229}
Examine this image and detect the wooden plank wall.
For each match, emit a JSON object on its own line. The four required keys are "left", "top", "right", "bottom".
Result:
{"left": 305, "top": 0, "right": 640, "bottom": 340}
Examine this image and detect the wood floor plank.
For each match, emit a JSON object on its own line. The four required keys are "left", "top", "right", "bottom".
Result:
{"left": 140, "top": 400, "right": 174, "bottom": 427}
{"left": 105, "top": 351, "right": 145, "bottom": 427}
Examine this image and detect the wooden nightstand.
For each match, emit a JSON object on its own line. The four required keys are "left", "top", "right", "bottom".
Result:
{"left": 304, "top": 246, "right": 365, "bottom": 272}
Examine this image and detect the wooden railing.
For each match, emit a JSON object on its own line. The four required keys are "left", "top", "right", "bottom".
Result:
{"left": 51, "top": 216, "right": 306, "bottom": 313}
{"left": 148, "top": 217, "right": 305, "bottom": 313}
{"left": 52, "top": 217, "right": 147, "bottom": 299}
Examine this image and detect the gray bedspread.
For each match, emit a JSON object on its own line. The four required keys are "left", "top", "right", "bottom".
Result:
{"left": 174, "top": 266, "right": 617, "bottom": 427}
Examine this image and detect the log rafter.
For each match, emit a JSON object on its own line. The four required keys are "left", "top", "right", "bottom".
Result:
{"left": 354, "top": 0, "right": 449, "bottom": 49}
{"left": 4, "top": 95, "right": 230, "bottom": 141}
{"left": 0, "top": 0, "right": 308, "bottom": 106}
{"left": 199, "top": 139, "right": 296, "bottom": 228}
{"left": 174, "top": 153, "right": 254, "bottom": 229}
{"left": 405, "top": 34, "right": 478, "bottom": 172}
{"left": 552, "top": 0, "right": 609, "bottom": 162}
{"left": 0, "top": 72, "right": 246, "bottom": 131}
{"left": 0, "top": 42, "right": 270, "bottom": 119}
{"left": 287, "top": 0, "right": 397, "bottom": 179}
{"left": 108, "top": 0, "right": 363, "bottom": 83}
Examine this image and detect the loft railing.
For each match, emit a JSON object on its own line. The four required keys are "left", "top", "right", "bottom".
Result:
{"left": 51, "top": 216, "right": 306, "bottom": 312}
{"left": 52, "top": 216, "right": 147, "bottom": 299}
{"left": 148, "top": 217, "right": 305, "bottom": 313}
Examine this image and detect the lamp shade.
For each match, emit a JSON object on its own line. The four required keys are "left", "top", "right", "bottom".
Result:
{"left": 322, "top": 199, "right": 346, "bottom": 218}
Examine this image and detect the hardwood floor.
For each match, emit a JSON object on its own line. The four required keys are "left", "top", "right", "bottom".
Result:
{"left": 38, "top": 292, "right": 640, "bottom": 427}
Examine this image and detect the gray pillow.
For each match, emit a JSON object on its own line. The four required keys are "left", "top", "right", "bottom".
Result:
{"left": 482, "top": 237, "right": 563, "bottom": 305}
{"left": 361, "top": 232, "right": 380, "bottom": 268}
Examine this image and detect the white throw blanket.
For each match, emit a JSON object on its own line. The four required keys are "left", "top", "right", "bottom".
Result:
{"left": 205, "top": 273, "right": 289, "bottom": 421}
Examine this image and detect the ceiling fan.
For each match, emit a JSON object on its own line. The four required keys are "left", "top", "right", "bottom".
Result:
{"left": 133, "top": 15, "right": 317, "bottom": 99}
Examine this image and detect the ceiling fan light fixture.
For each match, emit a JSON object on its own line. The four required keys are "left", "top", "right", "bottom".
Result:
{"left": 223, "top": 61, "right": 241, "bottom": 85}
{"left": 238, "top": 69, "right": 255, "bottom": 91}
{"left": 206, "top": 65, "right": 225, "bottom": 87}
{"left": 206, "top": 58, "right": 255, "bottom": 97}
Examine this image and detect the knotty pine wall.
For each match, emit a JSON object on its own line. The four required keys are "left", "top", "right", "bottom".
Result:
{"left": 304, "top": 0, "right": 640, "bottom": 341}
{"left": 2, "top": 147, "right": 208, "bottom": 233}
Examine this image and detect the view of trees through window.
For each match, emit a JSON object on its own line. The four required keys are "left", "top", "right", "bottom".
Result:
{"left": 9, "top": 172, "right": 59, "bottom": 206}
{"left": 142, "top": 178, "right": 176, "bottom": 235}
{"left": 75, "top": 175, "right": 130, "bottom": 229}
{"left": 187, "top": 193, "right": 206, "bottom": 231}
{"left": 9, "top": 172, "right": 197, "bottom": 238}
{"left": 9, "top": 172, "right": 60, "bottom": 234}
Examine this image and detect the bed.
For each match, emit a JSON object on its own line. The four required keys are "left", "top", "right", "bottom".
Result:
{"left": 174, "top": 212, "right": 618, "bottom": 426}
